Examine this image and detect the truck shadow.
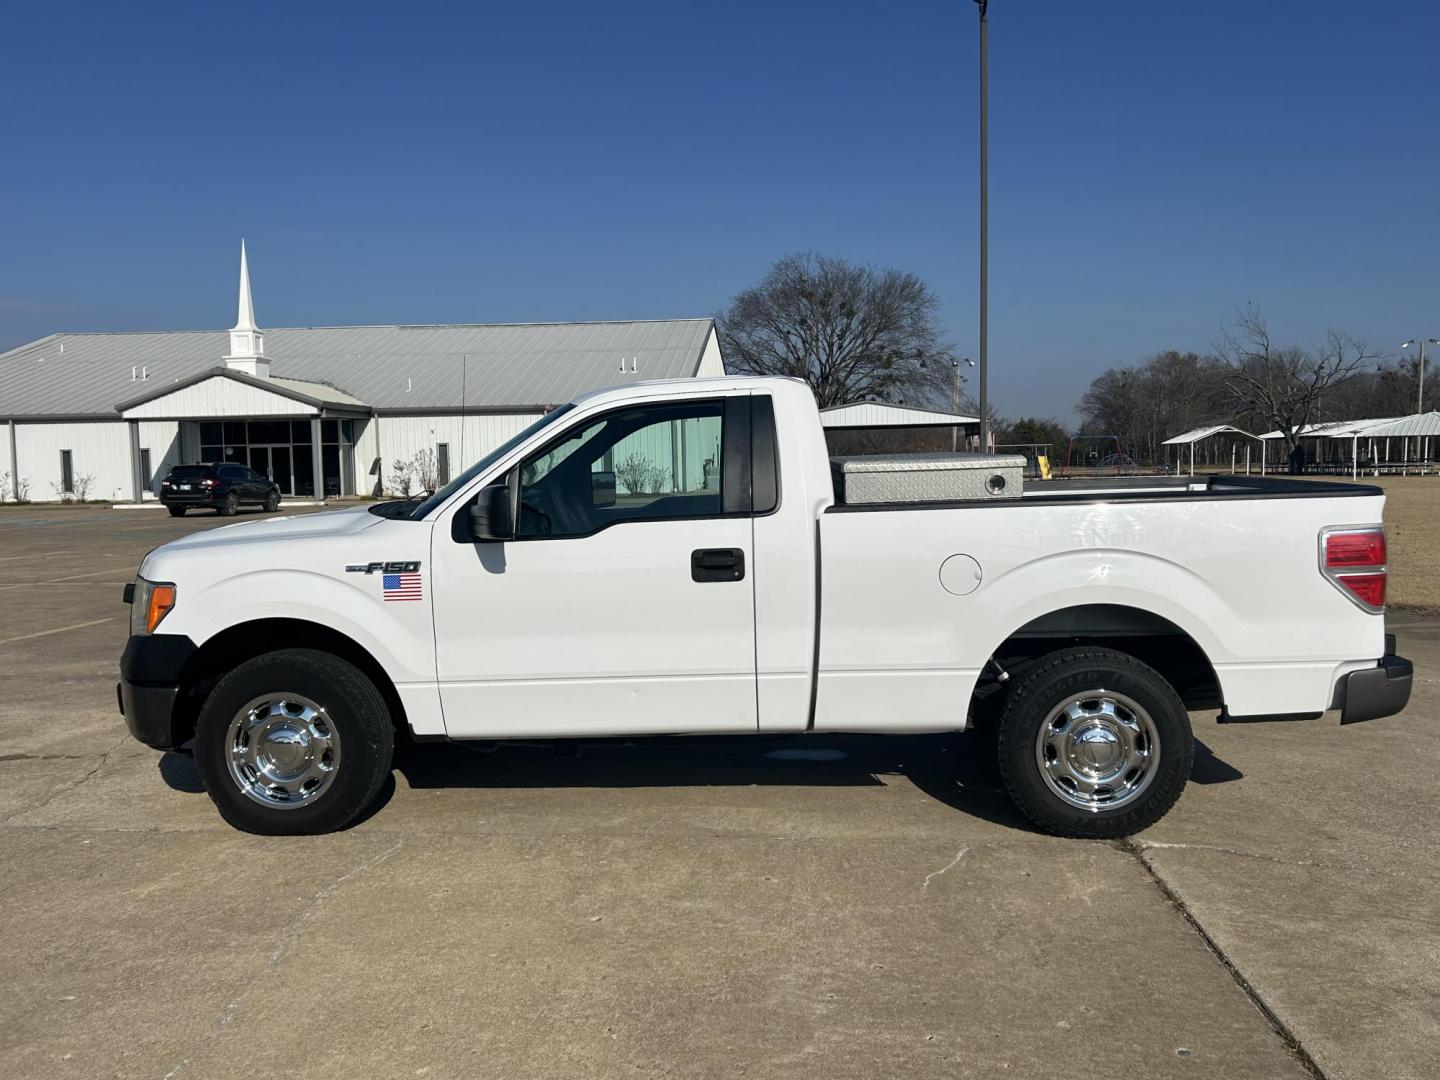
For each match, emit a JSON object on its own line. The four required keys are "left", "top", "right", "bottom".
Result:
{"left": 157, "top": 732, "right": 1242, "bottom": 833}
{"left": 387, "top": 731, "right": 1042, "bottom": 831}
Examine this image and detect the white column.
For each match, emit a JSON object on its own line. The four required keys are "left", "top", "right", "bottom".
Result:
{"left": 311, "top": 416, "right": 324, "bottom": 501}
{"left": 7, "top": 420, "right": 17, "bottom": 501}
{"left": 128, "top": 421, "right": 143, "bottom": 503}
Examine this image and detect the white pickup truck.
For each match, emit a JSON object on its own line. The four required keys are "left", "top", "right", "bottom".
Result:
{"left": 118, "top": 375, "right": 1412, "bottom": 837}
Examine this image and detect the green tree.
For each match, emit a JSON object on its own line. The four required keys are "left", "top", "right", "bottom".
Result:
{"left": 997, "top": 417, "right": 1069, "bottom": 451}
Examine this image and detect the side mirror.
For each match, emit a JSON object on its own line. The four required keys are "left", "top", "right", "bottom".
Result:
{"left": 457, "top": 483, "right": 513, "bottom": 542}
{"left": 592, "top": 470, "right": 616, "bottom": 508}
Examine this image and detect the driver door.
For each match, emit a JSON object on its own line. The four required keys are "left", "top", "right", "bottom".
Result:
{"left": 431, "top": 395, "right": 758, "bottom": 738}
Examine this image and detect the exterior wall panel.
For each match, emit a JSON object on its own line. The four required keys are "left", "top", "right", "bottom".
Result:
{"left": 375, "top": 413, "right": 542, "bottom": 495}
{"left": 695, "top": 326, "right": 726, "bottom": 377}
{"left": 13, "top": 421, "right": 132, "bottom": 502}
{"left": 124, "top": 377, "right": 311, "bottom": 419}
{"left": 137, "top": 421, "right": 182, "bottom": 496}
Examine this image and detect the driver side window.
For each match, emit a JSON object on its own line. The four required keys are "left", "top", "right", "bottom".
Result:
{"left": 516, "top": 401, "right": 724, "bottom": 539}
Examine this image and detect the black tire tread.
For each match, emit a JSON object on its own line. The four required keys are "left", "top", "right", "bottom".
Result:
{"left": 194, "top": 648, "right": 394, "bottom": 835}
{"left": 995, "top": 646, "right": 1193, "bottom": 839}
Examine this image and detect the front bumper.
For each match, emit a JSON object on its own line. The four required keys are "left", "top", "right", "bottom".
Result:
{"left": 1336, "top": 642, "right": 1413, "bottom": 725}
{"left": 117, "top": 634, "right": 198, "bottom": 749}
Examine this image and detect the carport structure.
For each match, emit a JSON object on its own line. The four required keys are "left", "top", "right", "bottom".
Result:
{"left": 1160, "top": 424, "right": 1265, "bottom": 476}
{"left": 1259, "top": 411, "right": 1440, "bottom": 476}
{"left": 819, "top": 402, "right": 981, "bottom": 453}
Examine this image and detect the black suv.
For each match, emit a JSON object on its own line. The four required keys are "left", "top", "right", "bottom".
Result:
{"left": 160, "top": 463, "right": 282, "bottom": 517}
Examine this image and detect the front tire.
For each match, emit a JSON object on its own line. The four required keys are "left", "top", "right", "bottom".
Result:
{"left": 263, "top": 490, "right": 281, "bottom": 512}
{"left": 996, "top": 647, "right": 1193, "bottom": 839}
{"left": 193, "top": 649, "right": 395, "bottom": 835}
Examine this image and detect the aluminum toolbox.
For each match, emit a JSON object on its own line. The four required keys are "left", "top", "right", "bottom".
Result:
{"left": 830, "top": 453, "right": 1026, "bottom": 504}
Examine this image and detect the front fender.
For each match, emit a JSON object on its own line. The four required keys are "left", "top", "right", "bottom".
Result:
{"left": 161, "top": 568, "right": 435, "bottom": 686}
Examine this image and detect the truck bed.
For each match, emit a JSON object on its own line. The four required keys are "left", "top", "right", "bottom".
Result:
{"left": 826, "top": 473, "right": 1381, "bottom": 510}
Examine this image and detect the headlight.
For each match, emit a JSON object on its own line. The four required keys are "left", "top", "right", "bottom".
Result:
{"left": 129, "top": 577, "right": 177, "bottom": 636}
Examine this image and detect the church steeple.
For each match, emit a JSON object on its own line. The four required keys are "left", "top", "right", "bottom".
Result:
{"left": 223, "top": 240, "right": 269, "bottom": 377}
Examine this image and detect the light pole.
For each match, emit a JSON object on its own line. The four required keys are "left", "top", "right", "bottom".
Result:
{"left": 1401, "top": 338, "right": 1438, "bottom": 413}
{"left": 947, "top": 357, "right": 974, "bottom": 449}
{"left": 974, "top": 0, "right": 990, "bottom": 452}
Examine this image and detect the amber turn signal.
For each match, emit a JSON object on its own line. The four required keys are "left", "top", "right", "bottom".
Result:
{"left": 146, "top": 584, "right": 176, "bottom": 633}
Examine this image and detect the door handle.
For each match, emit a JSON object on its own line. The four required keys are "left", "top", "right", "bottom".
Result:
{"left": 691, "top": 548, "right": 745, "bottom": 583}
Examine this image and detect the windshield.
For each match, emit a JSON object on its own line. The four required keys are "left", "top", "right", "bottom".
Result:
{"left": 405, "top": 405, "right": 575, "bottom": 520}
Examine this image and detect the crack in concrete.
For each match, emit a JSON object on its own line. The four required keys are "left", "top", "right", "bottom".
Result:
{"left": 0, "top": 752, "right": 90, "bottom": 762}
{"left": 160, "top": 838, "right": 404, "bottom": 1080}
{"left": 1135, "top": 838, "right": 1427, "bottom": 885}
{"left": 920, "top": 846, "right": 969, "bottom": 893}
{"left": 1116, "top": 837, "right": 1328, "bottom": 1080}
{"left": 0, "top": 735, "right": 130, "bottom": 823}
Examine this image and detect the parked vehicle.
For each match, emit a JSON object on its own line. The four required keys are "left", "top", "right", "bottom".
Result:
{"left": 160, "top": 463, "right": 281, "bottom": 517}
{"left": 119, "top": 377, "right": 1412, "bottom": 836}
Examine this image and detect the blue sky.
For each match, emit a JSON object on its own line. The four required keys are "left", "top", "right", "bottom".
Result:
{"left": 1, "top": 0, "right": 1437, "bottom": 421}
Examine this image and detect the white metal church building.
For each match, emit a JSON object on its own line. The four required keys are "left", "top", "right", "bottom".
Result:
{"left": 0, "top": 245, "right": 726, "bottom": 504}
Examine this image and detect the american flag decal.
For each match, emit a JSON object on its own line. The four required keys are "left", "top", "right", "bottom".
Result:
{"left": 382, "top": 572, "right": 423, "bottom": 602}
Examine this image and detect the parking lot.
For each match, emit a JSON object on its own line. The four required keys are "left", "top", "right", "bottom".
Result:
{"left": 0, "top": 504, "right": 1435, "bottom": 1080}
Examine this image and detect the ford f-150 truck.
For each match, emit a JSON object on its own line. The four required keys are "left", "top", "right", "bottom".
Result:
{"left": 118, "top": 376, "right": 1413, "bottom": 837}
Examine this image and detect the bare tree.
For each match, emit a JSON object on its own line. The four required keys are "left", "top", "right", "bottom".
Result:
{"left": 718, "top": 253, "right": 955, "bottom": 408}
{"left": 1217, "top": 306, "right": 1381, "bottom": 455}
{"left": 1078, "top": 351, "right": 1229, "bottom": 466}
{"left": 388, "top": 458, "right": 415, "bottom": 498}
{"left": 411, "top": 448, "right": 438, "bottom": 492}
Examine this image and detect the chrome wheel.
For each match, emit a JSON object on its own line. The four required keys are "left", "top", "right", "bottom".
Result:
{"left": 1033, "top": 690, "right": 1158, "bottom": 812}
{"left": 225, "top": 693, "right": 341, "bottom": 809}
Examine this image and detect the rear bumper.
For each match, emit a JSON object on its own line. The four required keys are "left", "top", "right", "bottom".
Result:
{"left": 1218, "top": 634, "right": 1413, "bottom": 725}
{"left": 1336, "top": 645, "right": 1413, "bottom": 725}
{"left": 117, "top": 634, "right": 198, "bottom": 749}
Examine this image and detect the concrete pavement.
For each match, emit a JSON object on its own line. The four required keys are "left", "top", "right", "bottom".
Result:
{"left": 0, "top": 505, "right": 1434, "bottom": 1079}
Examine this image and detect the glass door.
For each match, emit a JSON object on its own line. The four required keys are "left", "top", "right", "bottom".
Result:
{"left": 248, "top": 446, "right": 270, "bottom": 482}
{"left": 270, "top": 446, "right": 292, "bottom": 494}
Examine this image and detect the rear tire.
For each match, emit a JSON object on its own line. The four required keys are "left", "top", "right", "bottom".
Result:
{"left": 996, "top": 647, "right": 1193, "bottom": 839}
{"left": 167, "top": 505, "right": 186, "bottom": 517}
{"left": 193, "top": 649, "right": 395, "bottom": 835}
{"left": 218, "top": 491, "right": 239, "bottom": 516}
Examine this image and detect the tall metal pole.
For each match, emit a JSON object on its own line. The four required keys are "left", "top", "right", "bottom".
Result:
{"left": 1402, "top": 338, "right": 1437, "bottom": 414}
{"left": 976, "top": 0, "right": 990, "bottom": 452}
{"left": 1421, "top": 339, "right": 1428, "bottom": 414}
{"left": 952, "top": 360, "right": 960, "bottom": 451}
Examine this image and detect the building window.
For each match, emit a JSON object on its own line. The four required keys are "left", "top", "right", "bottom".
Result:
{"left": 437, "top": 443, "right": 450, "bottom": 486}
{"left": 60, "top": 450, "right": 74, "bottom": 494}
{"left": 139, "top": 448, "right": 153, "bottom": 487}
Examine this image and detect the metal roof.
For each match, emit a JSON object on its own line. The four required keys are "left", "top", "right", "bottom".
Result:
{"left": 1258, "top": 417, "right": 1402, "bottom": 440}
{"left": 1347, "top": 411, "right": 1440, "bottom": 438}
{"left": 819, "top": 402, "right": 980, "bottom": 428}
{"left": 112, "top": 367, "right": 371, "bottom": 414}
{"left": 0, "top": 319, "right": 715, "bottom": 418}
{"left": 1161, "top": 424, "right": 1260, "bottom": 446}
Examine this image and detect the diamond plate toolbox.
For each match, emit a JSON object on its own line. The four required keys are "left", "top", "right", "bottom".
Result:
{"left": 830, "top": 453, "right": 1026, "bottom": 504}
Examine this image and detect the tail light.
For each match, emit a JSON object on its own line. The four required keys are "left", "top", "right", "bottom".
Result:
{"left": 1320, "top": 526, "right": 1387, "bottom": 612}
{"left": 200, "top": 478, "right": 217, "bottom": 488}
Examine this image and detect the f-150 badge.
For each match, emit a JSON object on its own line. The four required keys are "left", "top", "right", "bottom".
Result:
{"left": 346, "top": 561, "right": 421, "bottom": 574}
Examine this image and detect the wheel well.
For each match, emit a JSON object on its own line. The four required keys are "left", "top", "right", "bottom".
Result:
{"left": 978, "top": 604, "right": 1222, "bottom": 716}
{"left": 172, "top": 619, "right": 409, "bottom": 746}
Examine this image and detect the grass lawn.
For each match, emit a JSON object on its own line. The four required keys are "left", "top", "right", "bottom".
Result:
{"left": 1344, "top": 475, "right": 1440, "bottom": 612}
